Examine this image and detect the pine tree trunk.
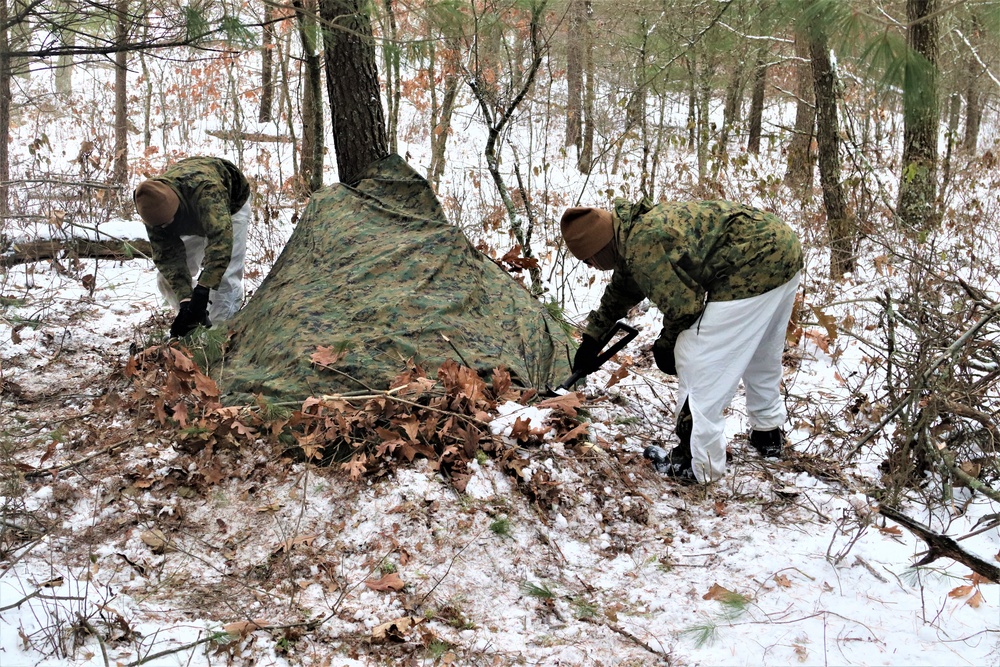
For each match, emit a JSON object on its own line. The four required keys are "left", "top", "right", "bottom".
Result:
{"left": 320, "top": 0, "right": 389, "bottom": 185}
{"left": 808, "top": 20, "right": 852, "bottom": 279}
{"left": 428, "top": 43, "right": 459, "bottom": 190}
{"left": 295, "top": 0, "right": 324, "bottom": 193}
{"left": 897, "top": 0, "right": 940, "bottom": 230}
{"left": 576, "top": 0, "right": 594, "bottom": 173}
{"left": 112, "top": 0, "right": 129, "bottom": 199}
{"left": 259, "top": 2, "right": 274, "bottom": 123}
{"left": 784, "top": 32, "right": 815, "bottom": 197}
{"left": 962, "top": 53, "right": 982, "bottom": 154}
{"left": 0, "top": 0, "right": 10, "bottom": 216}
{"left": 565, "top": 0, "right": 583, "bottom": 149}
{"left": 746, "top": 50, "right": 767, "bottom": 154}
{"left": 381, "top": 0, "right": 400, "bottom": 155}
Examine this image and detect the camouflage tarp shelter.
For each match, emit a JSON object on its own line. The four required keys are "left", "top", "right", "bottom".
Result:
{"left": 217, "top": 154, "right": 574, "bottom": 405}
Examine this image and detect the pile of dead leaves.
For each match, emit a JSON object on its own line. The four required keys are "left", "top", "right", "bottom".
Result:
{"left": 124, "top": 343, "right": 588, "bottom": 505}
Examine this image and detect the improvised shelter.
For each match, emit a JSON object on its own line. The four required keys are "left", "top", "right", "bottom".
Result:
{"left": 217, "top": 155, "right": 575, "bottom": 404}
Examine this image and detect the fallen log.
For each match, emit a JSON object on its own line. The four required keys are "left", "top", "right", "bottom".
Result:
{"left": 878, "top": 504, "right": 1000, "bottom": 582}
{"left": 1, "top": 238, "right": 152, "bottom": 267}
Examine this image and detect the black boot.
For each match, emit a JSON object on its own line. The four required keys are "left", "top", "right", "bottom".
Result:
{"left": 643, "top": 445, "right": 696, "bottom": 481}
{"left": 643, "top": 398, "right": 696, "bottom": 481}
{"left": 749, "top": 428, "right": 785, "bottom": 458}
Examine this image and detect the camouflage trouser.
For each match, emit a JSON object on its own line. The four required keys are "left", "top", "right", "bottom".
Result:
{"left": 156, "top": 200, "right": 250, "bottom": 323}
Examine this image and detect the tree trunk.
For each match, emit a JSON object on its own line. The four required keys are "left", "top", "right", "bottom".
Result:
{"left": 55, "top": 3, "right": 74, "bottom": 97}
{"left": 0, "top": 0, "right": 10, "bottom": 217}
{"left": 784, "top": 32, "right": 815, "bottom": 197}
{"left": 381, "top": 0, "right": 400, "bottom": 155}
{"left": 259, "top": 1, "right": 274, "bottom": 123}
{"left": 295, "top": 0, "right": 324, "bottom": 193}
{"left": 319, "top": 0, "right": 389, "bottom": 185}
{"left": 897, "top": 0, "right": 940, "bottom": 230}
{"left": 428, "top": 42, "right": 459, "bottom": 191}
{"left": 112, "top": 0, "right": 129, "bottom": 199}
{"left": 565, "top": 0, "right": 583, "bottom": 149}
{"left": 962, "top": 53, "right": 983, "bottom": 154}
{"left": 576, "top": 0, "right": 594, "bottom": 173}
{"left": 746, "top": 49, "right": 767, "bottom": 154}
{"left": 625, "top": 22, "right": 647, "bottom": 134}
{"left": 808, "top": 18, "right": 852, "bottom": 279}
{"left": 718, "top": 60, "right": 745, "bottom": 159}
{"left": 686, "top": 55, "right": 696, "bottom": 150}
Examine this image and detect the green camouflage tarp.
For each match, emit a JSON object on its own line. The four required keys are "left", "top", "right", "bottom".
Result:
{"left": 217, "top": 154, "right": 574, "bottom": 404}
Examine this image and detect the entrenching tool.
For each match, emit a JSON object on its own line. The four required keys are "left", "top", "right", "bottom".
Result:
{"left": 554, "top": 321, "right": 639, "bottom": 393}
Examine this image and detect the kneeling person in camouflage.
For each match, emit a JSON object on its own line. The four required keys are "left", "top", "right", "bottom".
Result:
{"left": 561, "top": 199, "right": 802, "bottom": 483}
{"left": 134, "top": 157, "right": 251, "bottom": 338}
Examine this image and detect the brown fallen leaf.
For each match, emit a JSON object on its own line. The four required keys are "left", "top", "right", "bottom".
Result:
{"left": 273, "top": 533, "right": 317, "bottom": 555}
{"left": 948, "top": 585, "right": 974, "bottom": 599}
{"left": 774, "top": 574, "right": 792, "bottom": 588}
{"left": 365, "top": 572, "right": 406, "bottom": 592}
{"left": 702, "top": 582, "right": 749, "bottom": 605}
{"left": 140, "top": 529, "right": 171, "bottom": 554}
{"left": 223, "top": 619, "right": 270, "bottom": 638}
{"left": 371, "top": 615, "right": 422, "bottom": 642}
{"left": 966, "top": 590, "right": 984, "bottom": 608}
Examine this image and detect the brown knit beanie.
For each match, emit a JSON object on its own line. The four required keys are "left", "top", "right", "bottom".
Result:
{"left": 560, "top": 207, "right": 614, "bottom": 260}
{"left": 134, "top": 180, "right": 180, "bottom": 227}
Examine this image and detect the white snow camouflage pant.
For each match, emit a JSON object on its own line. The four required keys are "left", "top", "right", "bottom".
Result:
{"left": 156, "top": 200, "right": 250, "bottom": 324}
{"left": 675, "top": 272, "right": 800, "bottom": 483}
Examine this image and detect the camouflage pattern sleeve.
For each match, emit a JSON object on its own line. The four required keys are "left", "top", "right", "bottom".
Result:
{"left": 584, "top": 268, "right": 646, "bottom": 340}
{"left": 190, "top": 183, "right": 235, "bottom": 290}
{"left": 147, "top": 227, "right": 194, "bottom": 300}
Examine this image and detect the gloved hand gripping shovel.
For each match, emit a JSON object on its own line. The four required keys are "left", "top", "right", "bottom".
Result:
{"left": 551, "top": 322, "right": 639, "bottom": 394}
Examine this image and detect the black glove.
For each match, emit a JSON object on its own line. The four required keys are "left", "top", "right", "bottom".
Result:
{"left": 169, "top": 285, "right": 212, "bottom": 338}
{"left": 652, "top": 340, "right": 676, "bottom": 375}
{"left": 572, "top": 334, "right": 603, "bottom": 376}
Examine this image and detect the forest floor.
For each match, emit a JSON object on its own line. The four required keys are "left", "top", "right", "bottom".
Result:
{"left": 2, "top": 246, "right": 998, "bottom": 667}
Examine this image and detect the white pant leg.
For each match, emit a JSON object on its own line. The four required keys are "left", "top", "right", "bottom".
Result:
{"left": 207, "top": 200, "right": 250, "bottom": 323}
{"left": 744, "top": 273, "right": 800, "bottom": 430}
{"left": 674, "top": 273, "right": 800, "bottom": 483}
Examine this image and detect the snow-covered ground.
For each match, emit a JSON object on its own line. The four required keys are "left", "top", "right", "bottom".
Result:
{"left": 3, "top": 43, "right": 1000, "bottom": 667}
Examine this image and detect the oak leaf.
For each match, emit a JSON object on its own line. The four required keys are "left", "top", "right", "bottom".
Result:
{"left": 365, "top": 572, "right": 406, "bottom": 592}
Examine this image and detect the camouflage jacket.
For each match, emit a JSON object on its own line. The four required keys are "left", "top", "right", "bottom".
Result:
{"left": 144, "top": 157, "right": 250, "bottom": 299}
{"left": 585, "top": 199, "right": 803, "bottom": 353}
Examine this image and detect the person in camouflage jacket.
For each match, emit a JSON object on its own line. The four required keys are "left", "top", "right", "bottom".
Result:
{"left": 561, "top": 198, "right": 802, "bottom": 483}
{"left": 134, "top": 157, "right": 251, "bottom": 338}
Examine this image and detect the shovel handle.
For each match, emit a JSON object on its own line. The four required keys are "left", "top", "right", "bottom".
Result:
{"left": 559, "top": 322, "right": 639, "bottom": 390}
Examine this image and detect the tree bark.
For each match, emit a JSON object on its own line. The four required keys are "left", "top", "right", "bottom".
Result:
{"left": 962, "top": 52, "right": 983, "bottom": 154}
{"left": 896, "top": 0, "right": 940, "bottom": 230}
{"left": 878, "top": 505, "right": 1000, "bottom": 583}
{"left": 295, "top": 0, "right": 324, "bottom": 193}
{"left": 577, "top": 0, "right": 594, "bottom": 174}
{"left": 808, "top": 16, "right": 852, "bottom": 279}
{"left": 784, "top": 32, "right": 815, "bottom": 197}
{"left": 565, "top": 0, "right": 583, "bottom": 150}
{"left": 319, "top": 0, "right": 389, "bottom": 185}
{"left": 745, "top": 49, "right": 767, "bottom": 154}
{"left": 0, "top": 0, "right": 10, "bottom": 217}
{"left": 428, "top": 41, "right": 459, "bottom": 191}
{"left": 259, "top": 1, "right": 274, "bottom": 123}
{"left": 112, "top": 0, "right": 129, "bottom": 199}
{"left": 381, "top": 0, "right": 400, "bottom": 155}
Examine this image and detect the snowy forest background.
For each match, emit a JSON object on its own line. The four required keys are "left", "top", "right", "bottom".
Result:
{"left": 3, "top": 1, "right": 1000, "bottom": 665}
